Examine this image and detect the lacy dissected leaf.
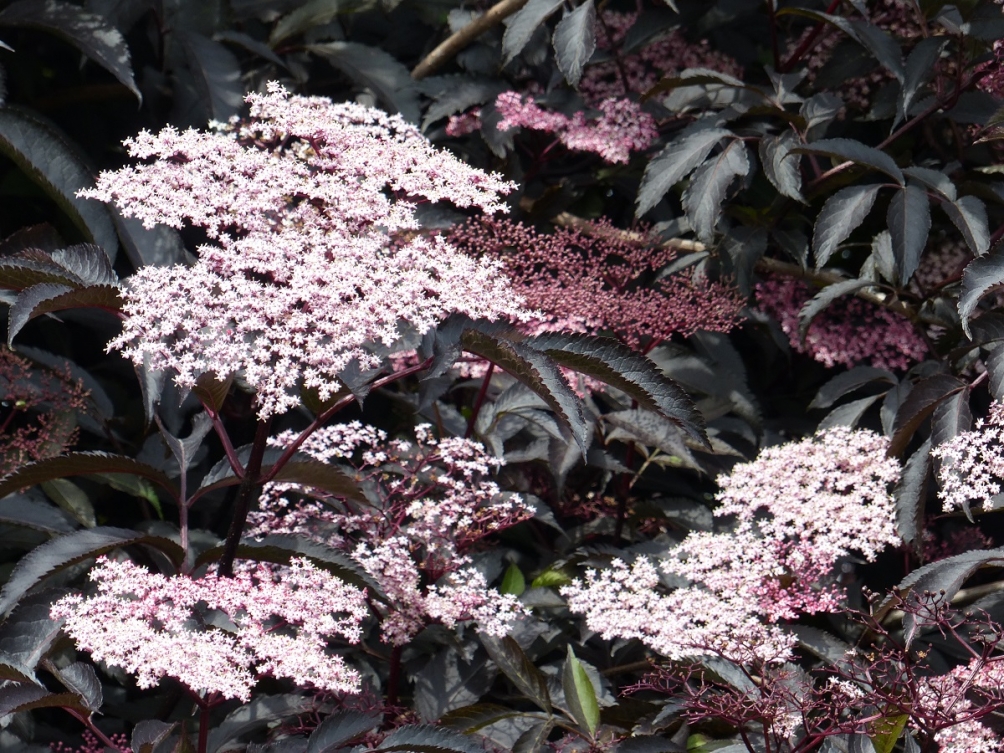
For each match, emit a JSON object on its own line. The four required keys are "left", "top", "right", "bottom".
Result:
{"left": 461, "top": 329, "right": 590, "bottom": 453}
{"left": 309, "top": 42, "right": 420, "bottom": 123}
{"left": 797, "top": 279, "right": 874, "bottom": 340}
{"left": 681, "top": 140, "right": 750, "bottom": 242}
{"left": 528, "top": 333, "right": 706, "bottom": 444}
{"left": 8, "top": 283, "right": 122, "bottom": 347}
{"left": 306, "top": 710, "right": 380, "bottom": 753}
{"left": 959, "top": 243, "right": 1004, "bottom": 337}
{"left": 179, "top": 31, "right": 245, "bottom": 123}
{"left": 809, "top": 367, "right": 897, "bottom": 410}
{"left": 0, "top": 0, "right": 140, "bottom": 102}
{"left": 760, "top": 130, "right": 804, "bottom": 202}
{"left": 208, "top": 694, "right": 314, "bottom": 753}
{"left": 0, "top": 493, "right": 77, "bottom": 534}
{"left": 502, "top": 0, "right": 563, "bottom": 65}
{"left": 0, "top": 452, "right": 177, "bottom": 501}
{"left": 194, "top": 534, "right": 379, "bottom": 594}
{"left": 48, "top": 661, "right": 102, "bottom": 712}
{"left": 562, "top": 646, "right": 599, "bottom": 737}
{"left": 479, "top": 634, "right": 551, "bottom": 713}
{"left": 889, "top": 374, "right": 966, "bottom": 456}
{"left": 552, "top": 0, "right": 596, "bottom": 88}
{"left": 942, "top": 195, "right": 990, "bottom": 257}
{"left": 0, "top": 527, "right": 185, "bottom": 615}
{"left": 887, "top": 184, "right": 930, "bottom": 286}
{"left": 0, "top": 109, "right": 117, "bottom": 259}
{"left": 376, "top": 724, "right": 487, "bottom": 753}
{"left": 812, "top": 184, "right": 884, "bottom": 268}
{"left": 636, "top": 128, "right": 733, "bottom": 216}
{"left": 793, "top": 139, "right": 904, "bottom": 185}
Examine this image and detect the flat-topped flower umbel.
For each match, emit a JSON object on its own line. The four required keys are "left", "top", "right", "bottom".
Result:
{"left": 82, "top": 83, "right": 526, "bottom": 418}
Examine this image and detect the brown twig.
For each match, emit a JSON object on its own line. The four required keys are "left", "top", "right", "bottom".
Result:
{"left": 411, "top": 0, "right": 530, "bottom": 80}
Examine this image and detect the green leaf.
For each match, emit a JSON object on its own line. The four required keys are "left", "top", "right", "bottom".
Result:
{"left": 306, "top": 710, "right": 380, "bottom": 753}
{"left": 636, "top": 128, "right": 733, "bottom": 216}
{"left": 479, "top": 634, "right": 551, "bottom": 713}
{"left": 8, "top": 283, "right": 121, "bottom": 346}
{"left": 194, "top": 534, "right": 379, "bottom": 594}
{"left": 682, "top": 140, "right": 750, "bottom": 243}
{"left": 889, "top": 375, "right": 967, "bottom": 456}
{"left": 0, "top": 527, "right": 184, "bottom": 616}
{"left": 562, "top": 646, "right": 599, "bottom": 737}
{"left": 0, "top": 0, "right": 141, "bottom": 102}
{"left": 500, "top": 563, "right": 526, "bottom": 596}
{"left": 959, "top": 242, "right": 1004, "bottom": 337}
{"left": 528, "top": 333, "right": 707, "bottom": 445}
{"left": 798, "top": 279, "right": 874, "bottom": 341}
{"left": 0, "top": 109, "right": 118, "bottom": 260}
{"left": 793, "top": 139, "right": 904, "bottom": 185}
{"left": 812, "top": 184, "right": 884, "bottom": 267}
{"left": 760, "top": 130, "right": 804, "bottom": 202}
{"left": 887, "top": 184, "right": 931, "bottom": 286}
{"left": 41, "top": 479, "right": 95, "bottom": 528}
{"left": 552, "top": 0, "right": 596, "bottom": 88}
{"left": 894, "top": 439, "right": 930, "bottom": 547}
{"left": 208, "top": 695, "right": 314, "bottom": 753}
{"left": 309, "top": 42, "right": 420, "bottom": 124}
{"left": 502, "top": 0, "right": 562, "bottom": 65}
{"left": 531, "top": 569, "right": 571, "bottom": 588}
{"left": 92, "top": 473, "right": 163, "bottom": 518}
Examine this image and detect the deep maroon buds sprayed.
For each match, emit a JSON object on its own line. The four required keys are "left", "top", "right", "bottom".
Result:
{"left": 80, "top": 83, "right": 528, "bottom": 419}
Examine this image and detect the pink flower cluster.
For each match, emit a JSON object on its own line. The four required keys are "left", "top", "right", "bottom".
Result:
{"left": 921, "top": 659, "right": 1004, "bottom": 752}
{"left": 51, "top": 556, "right": 367, "bottom": 701}
{"left": 449, "top": 218, "right": 743, "bottom": 349}
{"left": 579, "top": 11, "right": 743, "bottom": 104}
{"left": 0, "top": 347, "right": 89, "bottom": 475}
{"left": 563, "top": 427, "right": 901, "bottom": 663}
{"left": 82, "top": 83, "right": 527, "bottom": 418}
{"left": 932, "top": 402, "right": 1004, "bottom": 514}
{"left": 246, "top": 422, "right": 532, "bottom": 645}
{"left": 494, "top": 92, "right": 657, "bottom": 164}
{"left": 755, "top": 277, "right": 927, "bottom": 371}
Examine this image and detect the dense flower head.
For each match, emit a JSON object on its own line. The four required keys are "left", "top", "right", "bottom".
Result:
{"left": 564, "top": 427, "right": 901, "bottom": 663}
{"left": 82, "top": 83, "right": 527, "bottom": 418}
{"left": 580, "top": 11, "right": 743, "bottom": 104}
{"left": 755, "top": 277, "right": 927, "bottom": 370}
{"left": 449, "top": 217, "right": 744, "bottom": 348}
{"left": 246, "top": 423, "right": 532, "bottom": 644}
{"left": 0, "top": 347, "right": 89, "bottom": 475}
{"left": 932, "top": 402, "right": 1004, "bottom": 513}
{"left": 494, "top": 93, "right": 657, "bottom": 164}
{"left": 51, "top": 556, "right": 367, "bottom": 701}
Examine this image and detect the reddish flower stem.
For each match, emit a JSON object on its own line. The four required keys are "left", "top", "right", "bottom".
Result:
{"left": 217, "top": 416, "right": 272, "bottom": 577}
{"left": 465, "top": 362, "right": 496, "bottom": 439}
